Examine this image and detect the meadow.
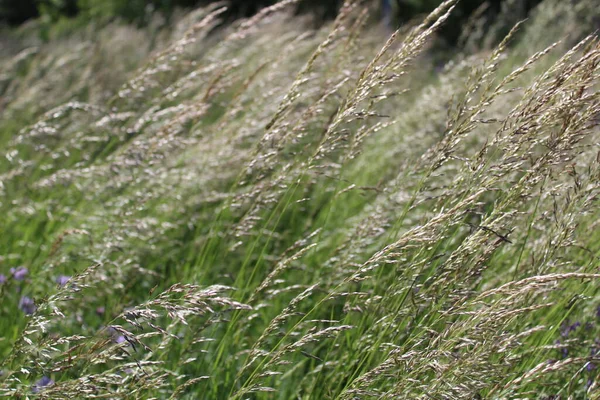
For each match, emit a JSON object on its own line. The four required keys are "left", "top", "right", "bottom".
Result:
{"left": 0, "top": 0, "right": 599, "bottom": 398}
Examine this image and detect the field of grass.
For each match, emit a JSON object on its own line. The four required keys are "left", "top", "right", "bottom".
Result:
{"left": 1, "top": 0, "right": 600, "bottom": 398}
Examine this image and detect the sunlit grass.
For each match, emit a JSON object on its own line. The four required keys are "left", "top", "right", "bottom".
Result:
{"left": 1, "top": 0, "right": 599, "bottom": 398}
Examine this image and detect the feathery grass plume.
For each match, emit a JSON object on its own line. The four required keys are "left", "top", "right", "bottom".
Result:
{"left": 1, "top": 0, "right": 600, "bottom": 398}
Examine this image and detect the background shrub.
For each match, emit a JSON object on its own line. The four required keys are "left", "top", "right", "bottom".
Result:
{"left": 1, "top": 0, "right": 544, "bottom": 46}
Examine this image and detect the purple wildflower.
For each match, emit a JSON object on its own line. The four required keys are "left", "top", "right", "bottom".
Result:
{"left": 96, "top": 306, "right": 105, "bottom": 316}
{"left": 18, "top": 296, "right": 36, "bottom": 315}
{"left": 0, "top": 274, "right": 6, "bottom": 284}
{"left": 107, "top": 327, "right": 128, "bottom": 345}
{"left": 587, "top": 362, "right": 595, "bottom": 371}
{"left": 560, "top": 323, "right": 569, "bottom": 337}
{"left": 570, "top": 321, "right": 581, "bottom": 332}
{"left": 32, "top": 376, "right": 54, "bottom": 393}
{"left": 585, "top": 322, "right": 594, "bottom": 331}
{"left": 10, "top": 267, "right": 28, "bottom": 281}
{"left": 559, "top": 320, "right": 581, "bottom": 337}
{"left": 55, "top": 275, "right": 71, "bottom": 287}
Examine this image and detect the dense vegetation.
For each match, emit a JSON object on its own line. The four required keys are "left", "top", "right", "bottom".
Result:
{"left": 1, "top": 0, "right": 600, "bottom": 398}
{"left": 1, "top": 0, "right": 541, "bottom": 39}
{"left": 3, "top": 0, "right": 336, "bottom": 24}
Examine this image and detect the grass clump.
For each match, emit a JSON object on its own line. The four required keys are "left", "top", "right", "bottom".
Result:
{"left": 1, "top": 0, "right": 600, "bottom": 398}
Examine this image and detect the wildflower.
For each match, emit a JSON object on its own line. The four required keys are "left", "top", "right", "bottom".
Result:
{"left": 96, "top": 306, "right": 105, "bottom": 316}
{"left": 0, "top": 274, "right": 6, "bottom": 284}
{"left": 10, "top": 267, "right": 28, "bottom": 281}
{"left": 19, "top": 296, "right": 36, "bottom": 315}
{"left": 585, "top": 322, "right": 594, "bottom": 330}
{"left": 559, "top": 320, "right": 580, "bottom": 337}
{"left": 587, "top": 362, "right": 595, "bottom": 371}
{"left": 55, "top": 275, "right": 71, "bottom": 287}
{"left": 32, "top": 376, "right": 54, "bottom": 393}
{"left": 107, "top": 327, "right": 128, "bottom": 345}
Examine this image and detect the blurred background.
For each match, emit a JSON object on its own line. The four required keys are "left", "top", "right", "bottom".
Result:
{"left": 1, "top": 0, "right": 546, "bottom": 46}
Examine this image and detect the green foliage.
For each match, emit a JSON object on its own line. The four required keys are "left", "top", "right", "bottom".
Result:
{"left": 76, "top": 0, "right": 152, "bottom": 21}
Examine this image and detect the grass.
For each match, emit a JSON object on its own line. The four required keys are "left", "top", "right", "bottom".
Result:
{"left": 0, "top": 0, "right": 600, "bottom": 398}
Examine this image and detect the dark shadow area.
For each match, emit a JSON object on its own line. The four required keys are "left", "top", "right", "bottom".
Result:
{"left": 0, "top": 0, "right": 548, "bottom": 50}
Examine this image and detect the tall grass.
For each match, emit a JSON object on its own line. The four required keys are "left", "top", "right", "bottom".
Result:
{"left": 1, "top": 0, "right": 599, "bottom": 398}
